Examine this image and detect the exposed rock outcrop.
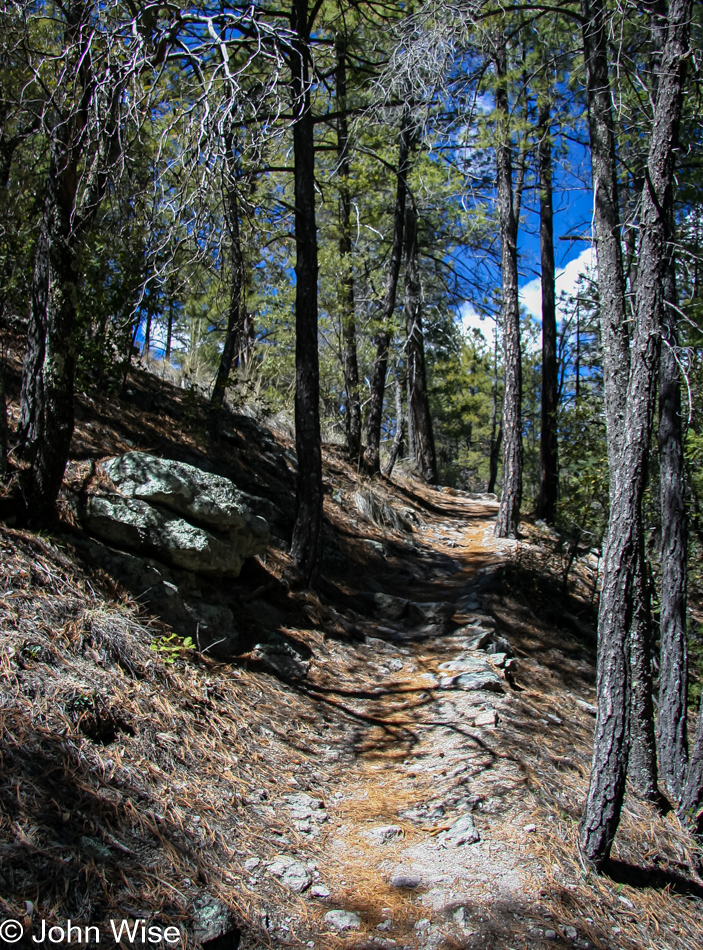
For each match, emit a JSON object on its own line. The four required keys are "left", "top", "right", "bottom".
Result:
{"left": 81, "top": 453, "right": 270, "bottom": 578}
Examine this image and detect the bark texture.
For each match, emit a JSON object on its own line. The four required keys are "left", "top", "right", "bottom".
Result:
{"left": 535, "top": 100, "right": 558, "bottom": 524}
{"left": 680, "top": 697, "right": 703, "bottom": 833}
{"left": 17, "top": 139, "right": 81, "bottom": 519}
{"left": 210, "top": 157, "right": 245, "bottom": 421}
{"left": 493, "top": 40, "right": 522, "bottom": 538}
{"left": 403, "top": 202, "right": 437, "bottom": 484}
{"left": 658, "top": 265, "right": 688, "bottom": 802}
{"left": 628, "top": 544, "right": 659, "bottom": 801}
{"left": 363, "top": 109, "right": 411, "bottom": 475}
{"left": 289, "top": 0, "right": 323, "bottom": 582}
{"left": 579, "top": 0, "right": 692, "bottom": 868}
{"left": 336, "top": 36, "right": 362, "bottom": 464}
{"left": 383, "top": 362, "right": 405, "bottom": 479}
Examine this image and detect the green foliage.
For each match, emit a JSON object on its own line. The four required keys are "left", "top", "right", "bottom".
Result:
{"left": 149, "top": 633, "right": 195, "bottom": 665}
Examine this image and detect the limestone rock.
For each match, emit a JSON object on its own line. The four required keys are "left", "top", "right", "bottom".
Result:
{"left": 390, "top": 872, "right": 422, "bottom": 888}
{"left": 441, "top": 670, "right": 503, "bottom": 692}
{"left": 439, "top": 814, "right": 479, "bottom": 847}
{"left": 192, "top": 895, "right": 238, "bottom": 945}
{"left": 83, "top": 495, "right": 252, "bottom": 577}
{"left": 367, "top": 824, "right": 403, "bottom": 843}
{"left": 267, "top": 855, "right": 311, "bottom": 893}
{"left": 104, "top": 452, "right": 269, "bottom": 540}
{"left": 324, "top": 910, "right": 361, "bottom": 931}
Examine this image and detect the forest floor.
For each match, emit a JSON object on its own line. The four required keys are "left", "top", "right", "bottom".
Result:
{"left": 1, "top": 357, "right": 703, "bottom": 950}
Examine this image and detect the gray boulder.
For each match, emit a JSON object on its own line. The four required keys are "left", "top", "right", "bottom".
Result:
{"left": 104, "top": 452, "right": 270, "bottom": 541}
{"left": 83, "top": 495, "right": 253, "bottom": 576}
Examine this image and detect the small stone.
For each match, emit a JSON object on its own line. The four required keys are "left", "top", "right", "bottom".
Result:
{"left": 565, "top": 926, "right": 578, "bottom": 939}
{"left": 489, "top": 652, "right": 508, "bottom": 668}
{"left": 244, "top": 857, "right": 260, "bottom": 871}
{"left": 473, "top": 709, "right": 497, "bottom": 727}
{"left": 368, "top": 824, "right": 403, "bottom": 843}
{"left": 545, "top": 929, "right": 557, "bottom": 940}
{"left": 440, "top": 814, "right": 479, "bottom": 847}
{"left": 310, "top": 884, "right": 331, "bottom": 898}
{"left": 390, "top": 872, "right": 422, "bottom": 888}
{"left": 523, "top": 824, "right": 537, "bottom": 833}
{"left": 324, "top": 910, "right": 361, "bottom": 931}
{"left": 454, "top": 671, "right": 503, "bottom": 692}
{"left": 267, "top": 856, "right": 312, "bottom": 893}
{"left": 414, "top": 919, "right": 431, "bottom": 934}
{"left": 377, "top": 919, "right": 391, "bottom": 931}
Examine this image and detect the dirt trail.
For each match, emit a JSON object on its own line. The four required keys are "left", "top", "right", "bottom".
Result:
{"left": 288, "top": 498, "right": 547, "bottom": 949}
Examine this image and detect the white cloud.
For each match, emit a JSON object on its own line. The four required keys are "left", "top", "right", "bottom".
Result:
{"left": 519, "top": 247, "right": 594, "bottom": 321}
{"left": 459, "top": 301, "right": 495, "bottom": 339}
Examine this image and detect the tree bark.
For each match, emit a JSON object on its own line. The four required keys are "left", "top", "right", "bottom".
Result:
{"left": 289, "top": 0, "right": 323, "bottom": 583}
{"left": 403, "top": 201, "right": 437, "bottom": 484}
{"left": 363, "top": 108, "right": 411, "bottom": 475}
{"left": 628, "top": 540, "right": 659, "bottom": 802}
{"left": 336, "top": 35, "right": 362, "bottom": 464}
{"left": 493, "top": 39, "right": 523, "bottom": 538}
{"left": 210, "top": 161, "right": 245, "bottom": 421}
{"left": 577, "top": 0, "right": 635, "bottom": 867}
{"left": 679, "top": 698, "right": 703, "bottom": 833}
{"left": 17, "top": 138, "right": 80, "bottom": 520}
{"left": 383, "top": 361, "right": 405, "bottom": 478}
{"left": 579, "top": 0, "right": 692, "bottom": 868}
{"left": 535, "top": 99, "right": 558, "bottom": 524}
{"left": 658, "top": 262, "right": 689, "bottom": 802}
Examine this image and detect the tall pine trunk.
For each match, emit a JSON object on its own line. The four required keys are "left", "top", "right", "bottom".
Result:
{"left": 493, "top": 38, "right": 523, "bottom": 538}
{"left": 210, "top": 163, "right": 245, "bottom": 421}
{"left": 336, "top": 36, "right": 361, "bottom": 464}
{"left": 383, "top": 361, "right": 405, "bottom": 479}
{"left": 404, "top": 201, "right": 437, "bottom": 484}
{"left": 17, "top": 139, "right": 81, "bottom": 521}
{"left": 658, "top": 263, "right": 689, "bottom": 802}
{"left": 289, "top": 0, "right": 323, "bottom": 582}
{"left": 579, "top": 0, "right": 692, "bottom": 868}
{"left": 363, "top": 108, "right": 411, "bottom": 475}
{"left": 535, "top": 100, "right": 558, "bottom": 524}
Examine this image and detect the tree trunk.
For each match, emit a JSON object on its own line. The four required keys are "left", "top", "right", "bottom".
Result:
{"left": 289, "top": 0, "right": 323, "bottom": 583}
{"left": 535, "top": 100, "right": 558, "bottom": 524}
{"left": 628, "top": 540, "right": 659, "bottom": 802}
{"left": 488, "top": 321, "right": 501, "bottom": 495}
{"left": 579, "top": 0, "right": 692, "bottom": 868}
{"left": 493, "top": 40, "right": 522, "bottom": 538}
{"left": 363, "top": 108, "right": 411, "bottom": 475}
{"left": 658, "top": 263, "right": 689, "bottom": 802}
{"left": 679, "top": 697, "right": 703, "bottom": 833}
{"left": 336, "top": 35, "right": 362, "bottom": 464}
{"left": 577, "top": 0, "right": 634, "bottom": 867}
{"left": 210, "top": 172, "right": 245, "bottom": 420}
{"left": 383, "top": 361, "right": 405, "bottom": 478}
{"left": 404, "top": 201, "right": 437, "bottom": 484}
{"left": 16, "top": 140, "right": 80, "bottom": 521}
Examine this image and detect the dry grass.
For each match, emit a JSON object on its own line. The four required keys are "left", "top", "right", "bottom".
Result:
{"left": 0, "top": 522, "right": 349, "bottom": 947}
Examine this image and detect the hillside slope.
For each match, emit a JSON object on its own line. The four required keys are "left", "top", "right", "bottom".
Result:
{"left": 1, "top": 362, "right": 702, "bottom": 950}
